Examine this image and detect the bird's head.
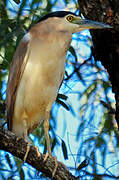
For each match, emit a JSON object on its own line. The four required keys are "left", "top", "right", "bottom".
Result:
{"left": 38, "top": 11, "right": 112, "bottom": 34}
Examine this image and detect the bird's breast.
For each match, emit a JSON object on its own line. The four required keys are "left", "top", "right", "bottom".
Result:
{"left": 13, "top": 40, "right": 67, "bottom": 134}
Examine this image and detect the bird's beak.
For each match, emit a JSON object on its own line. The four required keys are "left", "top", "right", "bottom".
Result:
{"left": 72, "top": 17, "right": 112, "bottom": 32}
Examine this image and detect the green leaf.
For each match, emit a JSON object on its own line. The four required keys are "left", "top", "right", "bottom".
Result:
{"left": 68, "top": 104, "right": 76, "bottom": 116}
{"left": 51, "top": 137, "right": 57, "bottom": 151}
{"left": 19, "top": 168, "right": 25, "bottom": 179}
{"left": 13, "top": 0, "right": 20, "bottom": 4}
{"left": 56, "top": 99, "right": 70, "bottom": 111}
{"left": 77, "top": 159, "right": 89, "bottom": 171}
{"left": 61, "top": 140, "right": 68, "bottom": 160}
{"left": 69, "top": 46, "right": 77, "bottom": 62}
{"left": 57, "top": 93, "right": 68, "bottom": 100}
{"left": 14, "top": 157, "right": 24, "bottom": 177}
{"left": 5, "top": 154, "right": 13, "bottom": 169}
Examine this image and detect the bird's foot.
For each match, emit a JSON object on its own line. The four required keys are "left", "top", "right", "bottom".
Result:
{"left": 24, "top": 144, "right": 41, "bottom": 162}
{"left": 24, "top": 142, "right": 30, "bottom": 162}
{"left": 43, "top": 153, "right": 49, "bottom": 162}
{"left": 44, "top": 153, "right": 58, "bottom": 178}
{"left": 52, "top": 156, "right": 58, "bottom": 178}
{"left": 34, "top": 146, "right": 41, "bottom": 157}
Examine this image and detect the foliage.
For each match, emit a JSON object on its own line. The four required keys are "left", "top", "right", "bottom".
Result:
{"left": 0, "top": 0, "right": 119, "bottom": 179}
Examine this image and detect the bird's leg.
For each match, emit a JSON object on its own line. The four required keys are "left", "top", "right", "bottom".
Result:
{"left": 24, "top": 140, "right": 30, "bottom": 162}
{"left": 43, "top": 111, "right": 51, "bottom": 155}
{"left": 23, "top": 119, "right": 30, "bottom": 162}
{"left": 43, "top": 111, "right": 58, "bottom": 177}
{"left": 23, "top": 119, "right": 41, "bottom": 160}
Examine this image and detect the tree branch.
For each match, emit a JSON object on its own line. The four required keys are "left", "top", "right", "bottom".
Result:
{"left": 0, "top": 127, "right": 77, "bottom": 180}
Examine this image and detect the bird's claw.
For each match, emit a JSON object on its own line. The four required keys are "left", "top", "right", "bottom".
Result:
{"left": 43, "top": 153, "right": 49, "bottom": 162}
{"left": 24, "top": 142, "right": 30, "bottom": 162}
{"left": 43, "top": 153, "right": 58, "bottom": 178}
{"left": 35, "top": 146, "right": 41, "bottom": 157}
{"left": 52, "top": 156, "right": 58, "bottom": 178}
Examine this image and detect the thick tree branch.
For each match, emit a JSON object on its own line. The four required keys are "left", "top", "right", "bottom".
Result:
{"left": 0, "top": 127, "right": 77, "bottom": 180}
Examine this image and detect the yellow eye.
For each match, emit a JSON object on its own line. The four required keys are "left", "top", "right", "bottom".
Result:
{"left": 66, "top": 15, "right": 74, "bottom": 22}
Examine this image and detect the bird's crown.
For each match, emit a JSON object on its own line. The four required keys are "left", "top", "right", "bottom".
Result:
{"left": 38, "top": 11, "right": 78, "bottom": 22}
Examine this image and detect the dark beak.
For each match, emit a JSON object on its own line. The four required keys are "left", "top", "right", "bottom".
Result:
{"left": 73, "top": 18, "right": 112, "bottom": 31}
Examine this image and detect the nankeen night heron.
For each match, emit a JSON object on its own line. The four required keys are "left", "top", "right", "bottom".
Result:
{"left": 6, "top": 11, "right": 111, "bottom": 157}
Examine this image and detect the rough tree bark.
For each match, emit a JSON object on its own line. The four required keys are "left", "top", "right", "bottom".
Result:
{"left": 78, "top": 0, "right": 119, "bottom": 127}
{"left": 0, "top": 127, "right": 78, "bottom": 180}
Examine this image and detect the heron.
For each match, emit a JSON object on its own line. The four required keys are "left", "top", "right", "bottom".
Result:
{"left": 6, "top": 11, "right": 111, "bottom": 158}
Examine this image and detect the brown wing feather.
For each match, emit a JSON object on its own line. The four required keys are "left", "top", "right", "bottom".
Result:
{"left": 6, "top": 35, "right": 30, "bottom": 131}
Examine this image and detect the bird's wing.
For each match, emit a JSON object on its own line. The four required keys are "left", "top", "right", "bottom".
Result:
{"left": 6, "top": 33, "right": 31, "bottom": 131}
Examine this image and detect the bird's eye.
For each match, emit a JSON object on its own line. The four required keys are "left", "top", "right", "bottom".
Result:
{"left": 66, "top": 15, "right": 74, "bottom": 22}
